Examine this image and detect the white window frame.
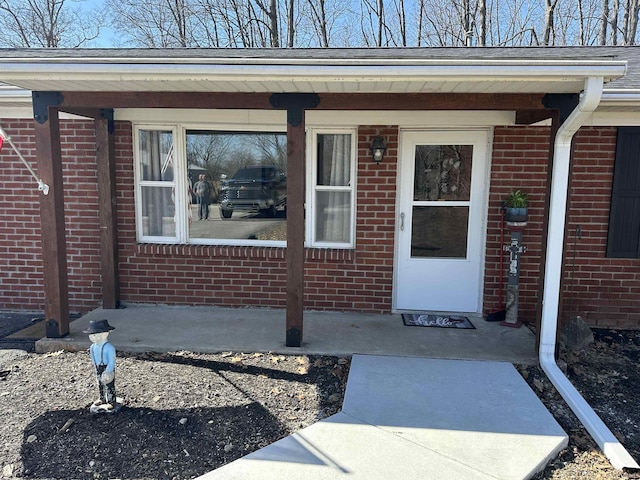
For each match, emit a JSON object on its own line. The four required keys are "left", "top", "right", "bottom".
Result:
{"left": 134, "top": 121, "right": 289, "bottom": 247}
{"left": 134, "top": 124, "right": 182, "bottom": 244}
{"left": 183, "top": 124, "right": 287, "bottom": 247}
{"left": 307, "top": 128, "right": 358, "bottom": 249}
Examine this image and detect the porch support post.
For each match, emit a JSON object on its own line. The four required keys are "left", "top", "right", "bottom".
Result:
{"left": 95, "top": 109, "right": 121, "bottom": 309}
{"left": 270, "top": 93, "right": 320, "bottom": 347}
{"left": 33, "top": 92, "right": 69, "bottom": 338}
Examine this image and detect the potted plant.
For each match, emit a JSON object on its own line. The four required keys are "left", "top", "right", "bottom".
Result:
{"left": 504, "top": 190, "right": 528, "bottom": 223}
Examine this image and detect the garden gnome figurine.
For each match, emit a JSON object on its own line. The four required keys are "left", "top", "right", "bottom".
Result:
{"left": 83, "top": 319, "right": 121, "bottom": 413}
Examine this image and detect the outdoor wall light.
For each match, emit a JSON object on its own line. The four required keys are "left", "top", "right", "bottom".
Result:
{"left": 370, "top": 135, "right": 387, "bottom": 164}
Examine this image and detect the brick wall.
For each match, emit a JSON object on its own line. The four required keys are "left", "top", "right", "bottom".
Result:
{"left": 1, "top": 119, "right": 638, "bottom": 327}
{"left": 484, "top": 126, "right": 639, "bottom": 328}
{"left": 564, "top": 128, "right": 640, "bottom": 328}
{"left": 114, "top": 124, "right": 398, "bottom": 313}
{"left": 483, "top": 126, "right": 550, "bottom": 324}
{"left": 0, "top": 118, "right": 101, "bottom": 313}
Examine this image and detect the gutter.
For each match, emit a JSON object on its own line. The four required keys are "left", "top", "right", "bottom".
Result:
{"left": 539, "top": 76, "right": 640, "bottom": 471}
{"left": 601, "top": 89, "right": 640, "bottom": 105}
{"left": 0, "top": 60, "right": 628, "bottom": 83}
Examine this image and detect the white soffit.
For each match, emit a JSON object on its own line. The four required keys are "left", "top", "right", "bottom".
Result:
{"left": 0, "top": 56, "right": 628, "bottom": 94}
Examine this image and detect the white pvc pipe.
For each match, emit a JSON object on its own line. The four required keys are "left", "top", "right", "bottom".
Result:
{"left": 539, "top": 76, "right": 639, "bottom": 470}
{"left": 0, "top": 124, "right": 49, "bottom": 194}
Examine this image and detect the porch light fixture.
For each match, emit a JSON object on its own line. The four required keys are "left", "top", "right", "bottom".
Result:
{"left": 370, "top": 135, "right": 387, "bottom": 164}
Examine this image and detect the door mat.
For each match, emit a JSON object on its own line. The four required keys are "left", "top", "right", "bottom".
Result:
{"left": 402, "top": 313, "right": 475, "bottom": 329}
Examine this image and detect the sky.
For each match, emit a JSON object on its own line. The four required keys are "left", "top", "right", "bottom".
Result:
{"left": 82, "top": 0, "right": 115, "bottom": 47}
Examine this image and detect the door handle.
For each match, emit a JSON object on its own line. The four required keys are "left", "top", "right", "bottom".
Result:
{"left": 400, "top": 212, "right": 405, "bottom": 231}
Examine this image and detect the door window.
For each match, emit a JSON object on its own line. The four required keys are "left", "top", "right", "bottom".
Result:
{"left": 410, "top": 144, "right": 473, "bottom": 259}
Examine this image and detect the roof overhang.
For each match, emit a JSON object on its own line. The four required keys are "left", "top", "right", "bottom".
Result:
{"left": 0, "top": 50, "right": 628, "bottom": 95}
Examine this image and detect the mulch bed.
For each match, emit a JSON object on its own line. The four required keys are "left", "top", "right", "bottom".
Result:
{"left": 0, "top": 327, "right": 639, "bottom": 479}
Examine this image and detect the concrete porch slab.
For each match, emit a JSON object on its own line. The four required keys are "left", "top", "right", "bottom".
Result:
{"left": 35, "top": 304, "right": 537, "bottom": 364}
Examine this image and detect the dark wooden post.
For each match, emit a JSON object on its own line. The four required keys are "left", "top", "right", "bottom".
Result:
{"left": 95, "top": 110, "right": 121, "bottom": 309}
{"left": 285, "top": 119, "right": 305, "bottom": 347}
{"left": 33, "top": 92, "right": 69, "bottom": 337}
{"left": 270, "top": 93, "right": 320, "bottom": 347}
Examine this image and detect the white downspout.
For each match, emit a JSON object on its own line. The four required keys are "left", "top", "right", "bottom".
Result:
{"left": 539, "top": 76, "right": 640, "bottom": 470}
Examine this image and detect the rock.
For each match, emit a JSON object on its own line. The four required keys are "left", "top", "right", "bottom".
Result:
{"left": 328, "top": 393, "right": 341, "bottom": 403}
{"left": 560, "top": 316, "right": 594, "bottom": 351}
{"left": 0, "top": 349, "right": 28, "bottom": 370}
{"left": 224, "top": 443, "right": 234, "bottom": 453}
{"left": 3, "top": 464, "right": 14, "bottom": 477}
{"left": 179, "top": 417, "right": 188, "bottom": 425}
{"left": 26, "top": 434, "right": 37, "bottom": 443}
{"left": 533, "top": 378, "right": 545, "bottom": 393}
{"left": 556, "top": 359, "right": 568, "bottom": 373}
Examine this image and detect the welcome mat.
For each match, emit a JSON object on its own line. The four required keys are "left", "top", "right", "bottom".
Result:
{"left": 402, "top": 314, "right": 475, "bottom": 329}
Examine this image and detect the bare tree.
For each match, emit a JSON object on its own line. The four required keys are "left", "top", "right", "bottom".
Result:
{"left": 0, "top": 0, "right": 103, "bottom": 47}
{"left": 307, "top": 0, "right": 329, "bottom": 46}
{"left": 622, "top": 0, "right": 640, "bottom": 43}
{"left": 394, "top": 0, "right": 407, "bottom": 46}
{"left": 417, "top": 0, "right": 425, "bottom": 45}
{"left": 478, "top": 0, "right": 486, "bottom": 45}
{"left": 543, "top": 0, "right": 559, "bottom": 45}
{"left": 600, "top": 0, "right": 610, "bottom": 44}
{"left": 360, "top": 0, "right": 385, "bottom": 46}
{"left": 106, "top": 0, "right": 200, "bottom": 47}
{"left": 45, "top": 0, "right": 637, "bottom": 50}
{"left": 611, "top": 0, "right": 620, "bottom": 43}
{"left": 254, "top": 0, "right": 280, "bottom": 46}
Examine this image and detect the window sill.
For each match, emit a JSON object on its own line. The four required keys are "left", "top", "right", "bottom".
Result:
{"left": 135, "top": 243, "right": 354, "bottom": 262}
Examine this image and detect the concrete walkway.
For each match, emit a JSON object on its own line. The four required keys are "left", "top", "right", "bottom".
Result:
{"left": 32, "top": 305, "right": 565, "bottom": 479}
{"left": 198, "top": 355, "right": 568, "bottom": 480}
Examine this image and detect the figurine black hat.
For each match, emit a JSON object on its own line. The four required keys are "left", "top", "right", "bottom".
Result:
{"left": 83, "top": 319, "right": 115, "bottom": 334}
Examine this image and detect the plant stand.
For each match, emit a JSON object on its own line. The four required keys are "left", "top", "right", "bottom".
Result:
{"left": 501, "top": 223, "right": 527, "bottom": 328}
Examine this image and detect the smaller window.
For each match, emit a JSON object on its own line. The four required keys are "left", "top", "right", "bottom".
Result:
{"left": 135, "top": 128, "right": 178, "bottom": 242}
{"left": 308, "top": 130, "right": 357, "bottom": 248}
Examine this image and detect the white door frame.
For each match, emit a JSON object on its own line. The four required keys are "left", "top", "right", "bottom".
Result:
{"left": 392, "top": 128, "right": 493, "bottom": 314}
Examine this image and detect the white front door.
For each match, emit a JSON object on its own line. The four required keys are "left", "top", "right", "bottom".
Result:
{"left": 394, "top": 130, "right": 490, "bottom": 313}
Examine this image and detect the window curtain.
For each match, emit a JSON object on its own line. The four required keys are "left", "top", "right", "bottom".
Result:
{"left": 319, "top": 134, "right": 351, "bottom": 243}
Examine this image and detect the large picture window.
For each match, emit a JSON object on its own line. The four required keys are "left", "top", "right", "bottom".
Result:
{"left": 135, "top": 125, "right": 287, "bottom": 245}
{"left": 135, "top": 124, "right": 356, "bottom": 248}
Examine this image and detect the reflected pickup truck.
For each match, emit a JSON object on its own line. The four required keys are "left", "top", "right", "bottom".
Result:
{"left": 219, "top": 166, "right": 286, "bottom": 219}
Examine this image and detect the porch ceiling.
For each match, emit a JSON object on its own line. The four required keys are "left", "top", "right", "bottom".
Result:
{"left": 0, "top": 49, "right": 628, "bottom": 96}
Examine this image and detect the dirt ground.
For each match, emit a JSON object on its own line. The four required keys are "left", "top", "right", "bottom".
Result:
{"left": 0, "top": 328, "right": 638, "bottom": 480}
{"left": 524, "top": 328, "right": 640, "bottom": 480}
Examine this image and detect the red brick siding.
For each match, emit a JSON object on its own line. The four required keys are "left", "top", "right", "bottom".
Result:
{"left": 564, "top": 128, "right": 640, "bottom": 328}
{"left": 0, "top": 119, "right": 101, "bottom": 313}
{"left": 114, "top": 124, "right": 397, "bottom": 313}
{"left": 1, "top": 119, "right": 638, "bottom": 327}
{"left": 484, "top": 126, "right": 639, "bottom": 328}
{"left": 483, "top": 126, "right": 550, "bottom": 323}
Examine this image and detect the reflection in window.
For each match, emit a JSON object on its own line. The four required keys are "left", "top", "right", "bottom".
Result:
{"left": 185, "top": 130, "right": 287, "bottom": 242}
{"left": 411, "top": 206, "right": 469, "bottom": 258}
{"left": 414, "top": 145, "right": 472, "bottom": 201}
{"left": 139, "top": 130, "right": 174, "bottom": 181}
